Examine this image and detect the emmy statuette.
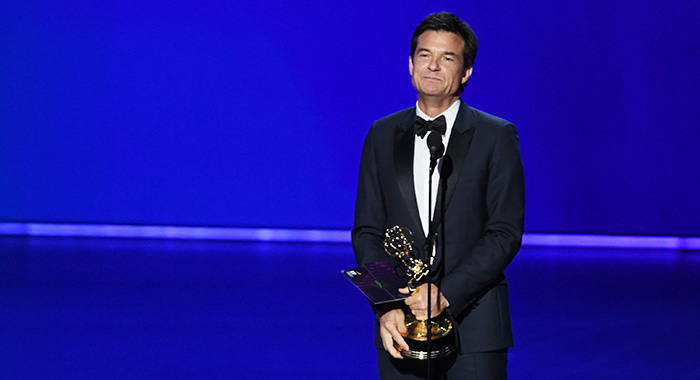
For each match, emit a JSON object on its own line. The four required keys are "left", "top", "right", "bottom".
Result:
{"left": 384, "top": 225, "right": 456, "bottom": 360}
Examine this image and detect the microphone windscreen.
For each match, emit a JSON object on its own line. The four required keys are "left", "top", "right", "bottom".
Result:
{"left": 427, "top": 131, "right": 444, "bottom": 159}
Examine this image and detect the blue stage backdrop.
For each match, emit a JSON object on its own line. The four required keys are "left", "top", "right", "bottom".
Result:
{"left": 1, "top": 1, "right": 699, "bottom": 236}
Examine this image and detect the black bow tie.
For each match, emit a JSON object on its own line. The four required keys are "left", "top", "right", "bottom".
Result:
{"left": 414, "top": 115, "right": 446, "bottom": 138}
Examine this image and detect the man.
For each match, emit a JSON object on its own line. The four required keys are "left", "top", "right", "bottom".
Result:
{"left": 352, "top": 11, "right": 525, "bottom": 379}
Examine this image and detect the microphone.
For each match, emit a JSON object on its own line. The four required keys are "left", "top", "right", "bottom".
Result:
{"left": 425, "top": 130, "right": 444, "bottom": 374}
{"left": 427, "top": 131, "right": 444, "bottom": 174}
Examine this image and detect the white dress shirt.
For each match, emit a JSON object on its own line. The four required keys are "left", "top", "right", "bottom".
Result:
{"left": 413, "top": 99, "right": 461, "bottom": 237}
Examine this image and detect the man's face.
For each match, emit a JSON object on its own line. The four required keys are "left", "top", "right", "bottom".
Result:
{"left": 409, "top": 30, "right": 472, "bottom": 100}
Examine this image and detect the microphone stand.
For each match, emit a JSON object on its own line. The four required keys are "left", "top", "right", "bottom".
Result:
{"left": 425, "top": 131, "right": 443, "bottom": 379}
{"left": 426, "top": 162, "right": 434, "bottom": 379}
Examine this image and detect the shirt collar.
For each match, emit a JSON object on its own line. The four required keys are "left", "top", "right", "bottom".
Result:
{"left": 415, "top": 99, "right": 461, "bottom": 135}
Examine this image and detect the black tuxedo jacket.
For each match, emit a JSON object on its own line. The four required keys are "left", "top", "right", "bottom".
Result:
{"left": 352, "top": 100, "right": 525, "bottom": 353}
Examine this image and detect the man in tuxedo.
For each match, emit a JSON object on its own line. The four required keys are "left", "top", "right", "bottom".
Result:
{"left": 352, "top": 12, "right": 525, "bottom": 379}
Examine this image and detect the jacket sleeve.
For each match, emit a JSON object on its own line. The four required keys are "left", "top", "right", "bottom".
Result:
{"left": 352, "top": 124, "right": 404, "bottom": 318}
{"left": 352, "top": 124, "right": 389, "bottom": 268}
{"left": 439, "top": 123, "right": 525, "bottom": 318}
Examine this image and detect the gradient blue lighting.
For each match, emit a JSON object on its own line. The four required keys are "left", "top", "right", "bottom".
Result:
{"left": 1, "top": 223, "right": 698, "bottom": 250}
{"left": 523, "top": 233, "right": 700, "bottom": 251}
{"left": 2, "top": 1, "right": 699, "bottom": 237}
{"left": 0, "top": 223, "right": 350, "bottom": 243}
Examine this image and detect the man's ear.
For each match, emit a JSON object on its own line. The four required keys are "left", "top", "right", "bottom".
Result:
{"left": 461, "top": 66, "right": 473, "bottom": 85}
{"left": 409, "top": 56, "right": 414, "bottom": 74}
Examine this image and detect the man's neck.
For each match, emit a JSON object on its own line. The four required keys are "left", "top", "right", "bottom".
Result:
{"left": 417, "top": 96, "right": 460, "bottom": 118}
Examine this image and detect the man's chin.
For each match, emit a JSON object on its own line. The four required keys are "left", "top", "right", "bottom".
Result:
{"left": 418, "top": 91, "right": 450, "bottom": 99}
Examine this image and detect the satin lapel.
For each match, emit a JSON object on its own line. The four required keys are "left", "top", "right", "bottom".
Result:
{"left": 394, "top": 111, "right": 424, "bottom": 238}
{"left": 430, "top": 102, "right": 475, "bottom": 235}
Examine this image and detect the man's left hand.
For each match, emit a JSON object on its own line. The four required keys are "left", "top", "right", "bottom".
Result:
{"left": 400, "top": 283, "right": 450, "bottom": 320}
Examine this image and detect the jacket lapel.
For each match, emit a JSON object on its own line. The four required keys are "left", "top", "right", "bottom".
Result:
{"left": 429, "top": 101, "right": 475, "bottom": 235}
{"left": 394, "top": 109, "right": 425, "bottom": 239}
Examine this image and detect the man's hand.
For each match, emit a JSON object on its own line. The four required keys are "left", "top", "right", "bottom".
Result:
{"left": 400, "top": 283, "right": 450, "bottom": 321}
{"left": 379, "top": 309, "right": 409, "bottom": 359}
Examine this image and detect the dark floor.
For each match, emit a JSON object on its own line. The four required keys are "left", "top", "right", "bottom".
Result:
{"left": 1, "top": 237, "right": 699, "bottom": 379}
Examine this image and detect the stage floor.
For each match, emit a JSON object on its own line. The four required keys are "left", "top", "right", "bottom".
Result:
{"left": 2, "top": 237, "right": 699, "bottom": 379}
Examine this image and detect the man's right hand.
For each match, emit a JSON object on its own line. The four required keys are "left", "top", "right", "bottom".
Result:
{"left": 379, "top": 308, "right": 409, "bottom": 359}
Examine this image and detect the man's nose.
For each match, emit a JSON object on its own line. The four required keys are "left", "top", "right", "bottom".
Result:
{"left": 428, "top": 58, "right": 440, "bottom": 71}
